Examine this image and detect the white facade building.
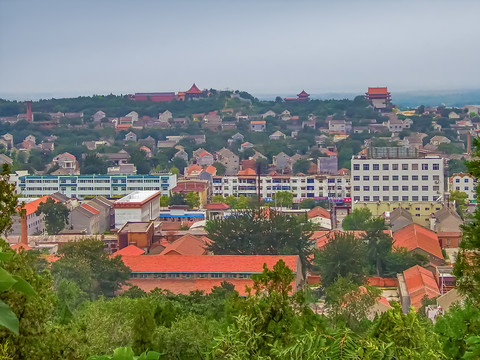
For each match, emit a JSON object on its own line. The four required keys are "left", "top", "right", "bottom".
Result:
{"left": 16, "top": 174, "right": 177, "bottom": 199}
{"left": 449, "top": 173, "right": 477, "bottom": 202}
{"left": 212, "top": 174, "right": 351, "bottom": 203}
{"left": 351, "top": 148, "right": 444, "bottom": 206}
{"left": 113, "top": 191, "right": 161, "bottom": 229}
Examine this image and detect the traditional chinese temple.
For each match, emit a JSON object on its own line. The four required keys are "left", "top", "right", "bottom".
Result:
{"left": 365, "top": 87, "right": 392, "bottom": 111}
{"left": 184, "top": 83, "right": 206, "bottom": 100}
{"left": 284, "top": 90, "right": 310, "bottom": 102}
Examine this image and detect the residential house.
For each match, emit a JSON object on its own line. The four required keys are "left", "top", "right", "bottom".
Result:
{"left": 317, "top": 151, "right": 338, "bottom": 174}
{"left": 88, "top": 196, "right": 114, "bottom": 231}
{"left": 0, "top": 154, "right": 13, "bottom": 166}
{"left": 93, "top": 110, "right": 106, "bottom": 123}
{"left": 41, "top": 142, "right": 55, "bottom": 152}
{"left": 100, "top": 150, "right": 130, "bottom": 166}
{"left": 387, "top": 207, "right": 413, "bottom": 232}
{"left": 269, "top": 130, "right": 286, "bottom": 140}
{"left": 279, "top": 110, "right": 291, "bottom": 121}
{"left": 25, "top": 134, "right": 36, "bottom": 144}
{"left": 449, "top": 173, "right": 477, "bottom": 202}
{"left": 250, "top": 120, "right": 266, "bottom": 132}
{"left": 273, "top": 152, "right": 292, "bottom": 173}
{"left": 240, "top": 142, "right": 254, "bottom": 151}
{"left": 125, "top": 131, "right": 137, "bottom": 142}
{"left": 329, "top": 119, "right": 352, "bottom": 133}
{"left": 125, "top": 111, "right": 139, "bottom": 123}
{"left": 393, "top": 224, "right": 445, "bottom": 270}
{"left": 228, "top": 132, "right": 244, "bottom": 146}
{"left": 172, "top": 117, "right": 189, "bottom": 128}
{"left": 397, "top": 265, "right": 440, "bottom": 313}
{"left": 107, "top": 163, "right": 137, "bottom": 175}
{"left": 235, "top": 112, "right": 249, "bottom": 121}
{"left": 262, "top": 110, "right": 276, "bottom": 119}
{"left": 430, "top": 206, "right": 463, "bottom": 248}
{"left": 195, "top": 150, "right": 215, "bottom": 167}
{"left": 64, "top": 112, "right": 84, "bottom": 120}
{"left": 430, "top": 136, "right": 451, "bottom": 146}
{"left": 216, "top": 148, "right": 240, "bottom": 175}
{"left": 140, "top": 146, "right": 152, "bottom": 159}
{"left": 69, "top": 203, "right": 102, "bottom": 234}
{"left": 11, "top": 196, "right": 56, "bottom": 236}
{"left": 173, "top": 149, "right": 188, "bottom": 162}
{"left": 0, "top": 133, "right": 13, "bottom": 149}
{"left": 307, "top": 207, "right": 331, "bottom": 230}
{"left": 119, "top": 255, "right": 303, "bottom": 295}
{"left": 138, "top": 136, "right": 156, "bottom": 150}
{"left": 159, "top": 110, "right": 173, "bottom": 122}
{"left": 52, "top": 152, "right": 79, "bottom": 175}
{"left": 205, "top": 203, "right": 231, "bottom": 220}
{"left": 172, "top": 179, "right": 210, "bottom": 208}
{"left": 448, "top": 111, "right": 460, "bottom": 119}
{"left": 187, "top": 134, "right": 206, "bottom": 145}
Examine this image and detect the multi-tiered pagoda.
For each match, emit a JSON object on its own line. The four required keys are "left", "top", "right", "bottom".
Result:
{"left": 365, "top": 87, "right": 392, "bottom": 111}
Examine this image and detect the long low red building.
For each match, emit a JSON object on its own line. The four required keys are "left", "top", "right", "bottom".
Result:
{"left": 120, "top": 255, "right": 303, "bottom": 296}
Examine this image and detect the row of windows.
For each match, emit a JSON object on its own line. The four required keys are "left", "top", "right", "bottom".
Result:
{"left": 455, "top": 178, "right": 475, "bottom": 183}
{"left": 353, "top": 175, "right": 440, "bottom": 181}
{"left": 353, "top": 163, "right": 441, "bottom": 171}
{"left": 354, "top": 196, "right": 435, "bottom": 202}
{"left": 354, "top": 185, "right": 440, "bottom": 191}
{"left": 130, "top": 273, "right": 253, "bottom": 279}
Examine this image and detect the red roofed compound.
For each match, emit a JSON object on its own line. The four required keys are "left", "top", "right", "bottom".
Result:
{"left": 120, "top": 255, "right": 303, "bottom": 296}
{"left": 365, "top": 87, "right": 392, "bottom": 111}
{"left": 397, "top": 265, "right": 440, "bottom": 312}
{"left": 297, "top": 90, "right": 310, "bottom": 101}
{"left": 393, "top": 224, "right": 444, "bottom": 270}
{"left": 133, "top": 92, "right": 176, "bottom": 102}
{"left": 159, "top": 234, "right": 209, "bottom": 256}
{"left": 113, "top": 244, "right": 146, "bottom": 256}
{"left": 185, "top": 83, "right": 206, "bottom": 100}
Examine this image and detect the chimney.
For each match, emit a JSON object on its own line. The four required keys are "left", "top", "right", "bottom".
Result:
{"left": 20, "top": 212, "right": 28, "bottom": 246}
{"left": 26, "top": 101, "right": 33, "bottom": 122}
{"left": 467, "top": 131, "right": 472, "bottom": 155}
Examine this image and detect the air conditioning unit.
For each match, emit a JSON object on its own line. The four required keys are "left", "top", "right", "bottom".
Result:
{"left": 434, "top": 180, "right": 439, "bottom": 184}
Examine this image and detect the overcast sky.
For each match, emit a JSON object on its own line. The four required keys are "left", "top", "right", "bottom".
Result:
{"left": 1, "top": 0, "right": 479, "bottom": 99}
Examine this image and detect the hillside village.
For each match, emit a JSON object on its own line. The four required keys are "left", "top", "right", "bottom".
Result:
{"left": 1, "top": 85, "right": 480, "bottom": 330}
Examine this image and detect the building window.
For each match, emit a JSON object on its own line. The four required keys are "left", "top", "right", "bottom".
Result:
{"left": 393, "top": 164, "right": 399, "bottom": 170}
{"left": 373, "top": 164, "right": 379, "bottom": 170}
{"left": 412, "top": 164, "right": 418, "bottom": 170}
{"left": 402, "top": 196, "right": 409, "bottom": 201}
{"left": 412, "top": 175, "right": 418, "bottom": 180}
{"left": 373, "top": 175, "right": 379, "bottom": 181}
{"left": 373, "top": 186, "right": 379, "bottom": 191}
{"left": 354, "top": 186, "right": 360, "bottom": 191}
{"left": 363, "top": 164, "right": 369, "bottom": 170}
{"left": 433, "top": 163, "right": 440, "bottom": 170}
{"left": 465, "top": 178, "right": 469, "bottom": 183}
{"left": 383, "top": 196, "right": 389, "bottom": 201}
{"left": 393, "top": 186, "right": 399, "bottom": 191}
{"left": 422, "top": 164, "right": 428, "bottom": 170}
{"left": 383, "top": 175, "right": 389, "bottom": 180}
{"left": 363, "top": 186, "right": 370, "bottom": 191}
{"left": 363, "top": 196, "right": 370, "bottom": 201}
{"left": 402, "top": 175, "right": 408, "bottom": 181}
{"left": 412, "top": 186, "right": 418, "bottom": 191}
{"left": 402, "top": 186, "right": 408, "bottom": 191}
{"left": 422, "top": 175, "right": 428, "bottom": 180}
{"left": 353, "top": 164, "right": 360, "bottom": 170}
{"left": 433, "top": 186, "right": 440, "bottom": 191}
{"left": 354, "top": 196, "right": 360, "bottom": 201}
{"left": 383, "top": 186, "right": 389, "bottom": 191}
{"left": 422, "top": 186, "right": 428, "bottom": 191}
{"left": 373, "top": 196, "right": 380, "bottom": 201}
{"left": 393, "top": 196, "right": 399, "bottom": 201}
{"left": 433, "top": 175, "right": 439, "bottom": 181}
{"left": 383, "top": 164, "right": 389, "bottom": 170}
{"left": 422, "top": 196, "right": 429, "bottom": 201}
{"left": 412, "top": 196, "right": 419, "bottom": 201}
{"left": 211, "top": 273, "right": 222, "bottom": 278}
{"left": 393, "top": 176, "right": 399, "bottom": 180}
{"left": 363, "top": 176, "right": 370, "bottom": 181}
{"left": 456, "top": 178, "right": 460, "bottom": 183}
{"left": 402, "top": 164, "right": 408, "bottom": 170}
{"left": 353, "top": 176, "right": 360, "bottom": 181}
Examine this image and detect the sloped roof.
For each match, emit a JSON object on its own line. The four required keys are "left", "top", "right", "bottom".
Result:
{"left": 204, "top": 165, "right": 217, "bottom": 175}
{"left": 297, "top": 90, "right": 310, "bottom": 97}
{"left": 113, "top": 244, "right": 146, "bottom": 256}
{"left": 185, "top": 83, "right": 203, "bottom": 94}
{"left": 187, "top": 164, "right": 202, "bottom": 175}
{"left": 393, "top": 224, "right": 443, "bottom": 260}
{"left": 250, "top": 121, "right": 266, "bottom": 125}
{"left": 403, "top": 265, "right": 440, "bottom": 309}
{"left": 121, "top": 255, "right": 299, "bottom": 274}
{"left": 308, "top": 206, "right": 331, "bottom": 219}
{"left": 238, "top": 168, "right": 256, "bottom": 175}
{"left": 11, "top": 242, "right": 32, "bottom": 251}
{"left": 367, "top": 87, "right": 390, "bottom": 95}
{"left": 81, "top": 203, "right": 99, "bottom": 215}
{"left": 205, "top": 202, "right": 230, "bottom": 210}
{"left": 22, "top": 196, "right": 55, "bottom": 216}
{"left": 159, "top": 234, "right": 208, "bottom": 256}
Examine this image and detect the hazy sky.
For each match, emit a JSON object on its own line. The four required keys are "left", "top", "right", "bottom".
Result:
{"left": 1, "top": 0, "right": 479, "bottom": 99}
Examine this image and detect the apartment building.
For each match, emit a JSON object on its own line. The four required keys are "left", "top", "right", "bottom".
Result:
{"left": 449, "top": 173, "right": 477, "bottom": 202}
{"left": 212, "top": 174, "right": 351, "bottom": 203}
{"left": 351, "top": 147, "right": 445, "bottom": 224}
{"left": 16, "top": 174, "right": 177, "bottom": 199}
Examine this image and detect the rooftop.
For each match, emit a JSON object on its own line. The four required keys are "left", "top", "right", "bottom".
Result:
{"left": 119, "top": 222, "right": 153, "bottom": 233}
{"left": 393, "top": 224, "right": 443, "bottom": 260}
{"left": 114, "top": 191, "right": 160, "bottom": 205}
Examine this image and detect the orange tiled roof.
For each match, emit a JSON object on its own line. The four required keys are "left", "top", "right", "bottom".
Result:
{"left": 113, "top": 244, "right": 145, "bottom": 256}
{"left": 22, "top": 196, "right": 55, "bottom": 216}
{"left": 81, "top": 203, "right": 99, "bottom": 215}
{"left": 185, "top": 83, "right": 203, "bottom": 94}
{"left": 403, "top": 265, "right": 440, "bottom": 309}
{"left": 121, "top": 254, "right": 298, "bottom": 274}
{"left": 204, "top": 165, "right": 217, "bottom": 175}
{"left": 238, "top": 168, "right": 256, "bottom": 175}
{"left": 311, "top": 230, "right": 391, "bottom": 249}
{"left": 159, "top": 234, "right": 208, "bottom": 256}
{"left": 308, "top": 206, "right": 331, "bottom": 220}
{"left": 187, "top": 164, "right": 202, "bottom": 175}
{"left": 205, "top": 203, "right": 230, "bottom": 210}
{"left": 393, "top": 224, "right": 443, "bottom": 260}
{"left": 367, "top": 87, "right": 390, "bottom": 95}
{"left": 250, "top": 121, "right": 266, "bottom": 125}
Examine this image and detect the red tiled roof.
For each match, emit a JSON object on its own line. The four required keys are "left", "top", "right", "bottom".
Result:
{"left": 187, "top": 164, "right": 202, "bottom": 175}
{"left": 393, "top": 224, "right": 443, "bottom": 260}
{"left": 172, "top": 182, "right": 206, "bottom": 193}
{"left": 367, "top": 87, "right": 390, "bottom": 95}
{"left": 126, "top": 278, "right": 255, "bottom": 296}
{"left": 159, "top": 234, "right": 208, "bottom": 256}
{"left": 250, "top": 121, "right": 266, "bottom": 125}
{"left": 113, "top": 244, "right": 145, "bottom": 256}
{"left": 121, "top": 255, "right": 298, "bottom": 274}
{"left": 11, "top": 243, "right": 32, "bottom": 251}
{"left": 199, "top": 150, "right": 210, "bottom": 157}
{"left": 81, "top": 203, "right": 99, "bottom": 215}
{"left": 403, "top": 265, "right": 440, "bottom": 309}
{"left": 308, "top": 206, "right": 331, "bottom": 219}
{"left": 297, "top": 90, "right": 310, "bottom": 97}
{"left": 238, "top": 168, "right": 256, "bottom": 175}
{"left": 325, "top": 150, "right": 337, "bottom": 156}
{"left": 205, "top": 203, "right": 230, "bottom": 210}
{"left": 22, "top": 196, "right": 55, "bottom": 216}
{"left": 204, "top": 165, "right": 217, "bottom": 175}
{"left": 185, "top": 83, "right": 203, "bottom": 94}
{"left": 241, "top": 142, "right": 252, "bottom": 146}
{"left": 311, "top": 230, "right": 391, "bottom": 249}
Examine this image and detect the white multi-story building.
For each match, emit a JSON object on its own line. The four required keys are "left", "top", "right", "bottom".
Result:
{"left": 212, "top": 174, "right": 351, "bottom": 203}
{"left": 449, "top": 173, "right": 477, "bottom": 202}
{"left": 113, "top": 190, "right": 161, "bottom": 229}
{"left": 16, "top": 174, "right": 177, "bottom": 199}
{"left": 351, "top": 148, "right": 444, "bottom": 206}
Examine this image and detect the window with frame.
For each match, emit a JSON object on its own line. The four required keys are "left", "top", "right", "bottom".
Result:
{"left": 373, "top": 186, "right": 379, "bottom": 191}
{"left": 393, "top": 196, "right": 399, "bottom": 201}
{"left": 422, "top": 164, "right": 428, "bottom": 170}
{"left": 383, "top": 196, "right": 389, "bottom": 201}
{"left": 393, "top": 186, "right": 399, "bottom": 191}
{"left": 433, "top": 186, "right": 439, "bottom": 191}
{"left": 402, "top": 164, "right": 408, "bottom": 170}
{"left": 393, "top": 175, "right": 399, "bottom": 180}
{"left": 373, "top": 164, "right": 380, "bottom": 170}
{"left": 412, "top": 164, "right": 418, "bottom": 170}
{"left": 363, "top": 176, "right": 370, "bottom": 181}
{"left": 383, "top": 186, "right": 389, "bottom": 191}
{"left": 433, "top": 163, "right": 440, "bottom": 170}
{"left": 363, "top": 186, "right": 370, "bottom": 191}
{"left": 433, "top": 175, "right": 439, "bottom": 180}
{"left": 373, "top": 175, "right": 379, "bottom": 181}
{"left": 353, "top": 176, "right": 360, "bottom": 181}
{"left": 402, "top": 175, "right": 408, "bottom": 181}
{"left": 354, "top": 186, "right": 360, "bottom": 191}
{"left": 456, "top": 178, "right": 460, "bottom": 183}
{"left": 393, "top": 164, "right": 399, "bottom": 170}
{"left": 402, "top": 186, "right": 408, "bottom": 191}
{"left": 422, "top": 196, "right": 429, "bottom": 201}
{"left": 412, "top": 186, "right": 418, "bottom": 191}
{"left": 354, "top": 196, "right": 360, "bottom": 201}
{"left": 363, "top": 196, "right": 370, "bottom": 201}
{"left": 373, "top": 196, "right": 380, "bottom": 201}
{"left": 383, "top": 175, "right": 389, "bottom": 180}
{"left": 412, "top": 175, "right": 418, "bottom": 180}
{"left": 363, "top": 164, "right": 369, "bottom": 170}
{"left": 412, "top": 196, "right": 419, "bottom": 201}
{"left": 383, "top": 164, "right": 389, "bottom": 170}
{"left": 402, "top": 196, "right": 409, "bottom": 201}
{"left": 422, "top": 175, "right": 428, "bottom": 180}
{"left": 422, "top": 186, "right": 428, "bottom": 191}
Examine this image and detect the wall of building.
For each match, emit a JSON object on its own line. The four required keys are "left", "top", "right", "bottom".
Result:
{"left": 115, "top": 208, "right": 142, "bottom": 229}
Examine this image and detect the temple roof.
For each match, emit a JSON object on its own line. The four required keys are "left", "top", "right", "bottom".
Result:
{"left": 186, "top": 83, "right": 203, "bottom": 94}
{"left": 297, "top": 90, "right": 310, "bottom": 97}
{"left": 366, "top": 87, "right": 390, "bottom": 95}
